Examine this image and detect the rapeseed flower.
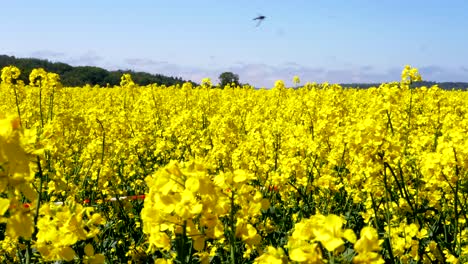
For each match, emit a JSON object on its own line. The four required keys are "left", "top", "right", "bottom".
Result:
{"left": 0, "top": 66, "right": 21, "bottom": 84}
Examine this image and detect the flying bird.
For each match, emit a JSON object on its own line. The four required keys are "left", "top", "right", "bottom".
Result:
{"left": 253, "top": 15, "right": 266, "bottom": 27}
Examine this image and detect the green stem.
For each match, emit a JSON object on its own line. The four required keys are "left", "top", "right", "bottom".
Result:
{"left": 176, "top": 220, "right": 188, "bottom": 263}
{"left": 92, "top": 119, "right": 105, "bottom": 205}
{"left": 370, "top": 193, "right": 395, "bottom": 263}
{"left": 38, "top": 84, "right": 44, "bottom": 128}
{"left": 33, "top": 156, "right": 44, "bottom": 240}
{"left": 385, "top": 110, "right": 393, "bottom": 135}
{"left": 25, "top": 240, "right": 31, "bottom": 264}
{"left": 384, "top": 162, "right": 416, "bottom": 216}
{"left": 13, "top": 85, "right": 22, "bottom": 127}
{"left": 48, "top": 89, "right": 54, "bottom": 122}
{"left": 403, "top": 87, "right": 413, "bottom": 155}
{"left": 229, "top": 191, "right": 236, "bottom": 264}
{"left": 26, "top": 156, "right": 45, "bottom": 264}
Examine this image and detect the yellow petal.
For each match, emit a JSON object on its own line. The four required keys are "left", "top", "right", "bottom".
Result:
{"left": 59, "top": 246, "right": 76, "bottom": 261}
{"left": 185, "top": 177, "right": 200, "bottom": 192}
{"left": 325, "top": 214, "right": 343, "bottom": 230}
{"left": 289, "top": 248, "right": 308, "bottom": 262}
{"left": 233, "top": 170, "right": 247, "bottom": 183}
{"left": 84, "top": 243, "right": 94, "bottom": 256}
{"left": 193, "top": 236, "right": 205, "bottom": 251}
{"left": 91, "top": 254, "right": 106, "bottom": 264}
{"left": 0, "top": 198, "right": 10, "bottom": 216}
{"left": 343, "top": 229, "right": 357, "bottom": 244}
{"left": 321, "top": 237, "right": 344, "bottom": 252}
{"left": 191, "top": 203, "right": 203, "bottom": 215}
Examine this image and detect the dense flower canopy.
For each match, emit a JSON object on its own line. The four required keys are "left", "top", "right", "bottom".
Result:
{"left": 0, "top": 65, "right": 467, "bottom": 263}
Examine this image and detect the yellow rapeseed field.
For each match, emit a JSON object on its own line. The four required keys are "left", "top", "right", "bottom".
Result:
{"left": 1, "top": 65, "right": 467, "bottom": 263}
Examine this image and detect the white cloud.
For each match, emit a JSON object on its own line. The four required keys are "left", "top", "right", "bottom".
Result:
{"left": 25, "top": 50, "right": 104, "bottom": 67}
{"left": 65, "top": 51, "right": 103, "bottom": 66}
{"left": 18, "top": 52, "right": 468, "bottom": 87}
{"left": 121, "top": 58, "right": 468, "bottom": 87}
{"left": 29, "top": 50, "right": 66, "bottom": 59}
{"left": 419, "top": 66, "right": 468, "bottom": 82}
{"left": 124, "top": 58, "right": 168, "bottom": 66}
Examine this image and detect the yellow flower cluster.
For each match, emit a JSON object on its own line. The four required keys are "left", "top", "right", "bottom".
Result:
{"left": 401, "top": 65, "right": 422, "bottom": 84}
{"left": 0, "top": 114, "right": 34, "bottom": 193}
{"left": 255, "top": 214, "right": 384, "bottom": 263}
{"left": 287, "top": 214, "right": 356, "bottom": 262}
{"left": 0, "top": 114, "right": 37, "bottom": 245}
{"left": 142, "top": 161, "right": 268, "bottom": 261}
{"left": 36, "top": 199, "right": 104, "bottom": 262}
{"left": 1, "top": 66, "right": 21, "bottom": 84}
{"left": 120, "top": 73, "right": 135, "bottom": 88}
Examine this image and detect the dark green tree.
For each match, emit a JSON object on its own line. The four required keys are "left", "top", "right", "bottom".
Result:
{"left": 218, "top": 72, "right": 240, "bottom": 88}
{"left": 0, "top": 54, "right": 198, "bottom": 87}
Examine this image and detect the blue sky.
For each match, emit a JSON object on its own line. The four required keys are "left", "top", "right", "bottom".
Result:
{"left": 1, "top": 1, "right": 468, "bottom": 87}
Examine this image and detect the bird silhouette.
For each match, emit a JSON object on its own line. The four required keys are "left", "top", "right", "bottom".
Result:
{"left": 253, "top": 15, "right": 266, "bottom": 27}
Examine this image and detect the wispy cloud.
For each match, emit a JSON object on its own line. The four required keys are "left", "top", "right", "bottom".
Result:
{"left": 29, "top": 50, "right": 66, "bottom": 59}
{"left": 419, "top": 66, "right": 444, "bottom": 76}
{"left": 18, "top": 52, "right": 468, "bottom": 87}
{"left": 124, "top": 58, "right": 168, "bottom": 67}
{"left": 221, "top": 63, "right": 399, "bottom": 87}
{"left": 121, "top": 57, "right": 468, "bottom": 87}
{"left": 419, "top": 66, "right": 468, "bottom": 82}
{"left": 65, "top": 51, "right": 103, "bottom": 66}
{"left": 27, "top": 50, "right": 105, "bottom": 67}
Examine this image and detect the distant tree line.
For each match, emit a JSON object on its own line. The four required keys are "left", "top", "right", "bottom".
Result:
{"left": 0, "top": 55, "right": 197, "bottom": 87}
{"left": 341, "top": 81, "right": 468, "bottom": 90}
